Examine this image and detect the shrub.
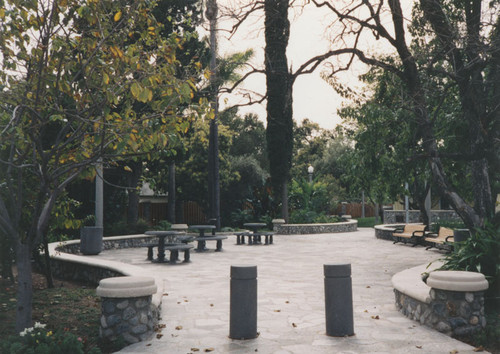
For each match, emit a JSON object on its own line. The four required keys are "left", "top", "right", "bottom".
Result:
{"left": 439, "top": 222, "right": 500, "bottom": 294}
{"left": 0, "top": 322, "right": 101, "bottom": 354}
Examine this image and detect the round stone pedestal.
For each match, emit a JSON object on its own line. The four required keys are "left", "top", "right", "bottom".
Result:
{"left": 96, "top": 276, "right": 158, "bottom": 344}
{"left": 427, "top": 271, "right": 488, "bottom": 336}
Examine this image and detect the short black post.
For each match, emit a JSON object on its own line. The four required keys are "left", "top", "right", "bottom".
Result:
{"left": 229, "top": 265, "right": 257, "bottom": 339}
{"left": 324, "top": 264, "right": 354, "bottom": 337}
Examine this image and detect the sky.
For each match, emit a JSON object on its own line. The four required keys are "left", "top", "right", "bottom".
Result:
{"left": 207, "top": 0, "right": 414, "bottom": 130}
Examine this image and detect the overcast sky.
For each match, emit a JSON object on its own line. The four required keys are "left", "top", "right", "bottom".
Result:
{"left": 209, "top": 0, "right": 414, "bottom": 130}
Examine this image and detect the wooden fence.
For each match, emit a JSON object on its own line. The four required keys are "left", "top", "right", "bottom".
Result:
{"left": 138, "top": 200, "right": 207, "bottom": 226}
{"left": 334, "top": 202, "right": 375, "bottom": 218}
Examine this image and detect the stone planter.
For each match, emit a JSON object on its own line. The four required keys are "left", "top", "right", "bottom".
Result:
{"left": 395, "top": 270, "right": 489, "bottom": 337}
{"left": 80, "top": 226, "right": 103, "bottom": 255}
{"left": 96, "top": 276, "right": 158, "bottom": 344}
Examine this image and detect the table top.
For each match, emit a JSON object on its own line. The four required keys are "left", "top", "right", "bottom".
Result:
{"left": 243, "top": 223, "right": 267, "bottom": 228}
{"left": 189, "top": 225, "right": 216, "bottom": 230}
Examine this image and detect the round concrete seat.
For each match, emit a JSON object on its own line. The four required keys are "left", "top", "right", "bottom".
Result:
{"left": 427, "top": 271, "right": 488, "bottom": 292}
{"left": 96, "top": 276, "right": 157, "bottom": 298}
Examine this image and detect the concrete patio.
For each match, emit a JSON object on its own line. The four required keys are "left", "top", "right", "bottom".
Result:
{"left": 96, "top": 228, "right": 482, "bottom": 354}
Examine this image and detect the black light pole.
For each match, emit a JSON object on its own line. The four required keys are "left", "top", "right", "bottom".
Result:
{"left": 206, "top": 0, "right": 221, "bottom": 230}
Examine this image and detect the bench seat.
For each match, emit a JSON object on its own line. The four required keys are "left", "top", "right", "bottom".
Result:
{"left": 424, "top": 227, "right": 454, "bottom": 251}
{"left": 141, "top": 243, "right": 193, "bottom": 263}
{"left": 393, "top": 224, "right": 428, "bottom": 246}
{"left": 194, "top": 235, "right": 228, "bottom": 252}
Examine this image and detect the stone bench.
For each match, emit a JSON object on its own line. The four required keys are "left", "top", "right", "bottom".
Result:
{"left": 233, "top": 231, "right": 250, "bottom": 245}
{"left": 141, "top": 243, "right": 193, "bottom": 263}
{"left": 194, "top": 235, "right": 228, "bottom": 252}
{"left": 249, "top": 232, "right": 274, "bottom": 245}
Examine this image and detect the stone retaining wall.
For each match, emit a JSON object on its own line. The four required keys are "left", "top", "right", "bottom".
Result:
{"left": 57, "top": 234, "right": 174, "bottom": 254}
{"left": 383, "top": 210, "right": 461, "bottom": 224}
{"left": 51, "top": 235, "right": 172, "bottom": 285}
{"left": 50, "top": 258, "right": 123, "bottom": 285}
{"left": 394, "top": 288, "right": 486, "bottom": 336}
{"left": 100, "top": 296, "right": 157, "bottom": 344}
{"left": 392, "top": 267, "right": 488, "bottom": 337}
{"left": 374, "top": 224, "right": 403, "bottom": 241}
{"left": 274, "top": 220, "right": 357, "bottom": 235}
{"left": 48, "top": 236, "right": 164, "bottom": 347}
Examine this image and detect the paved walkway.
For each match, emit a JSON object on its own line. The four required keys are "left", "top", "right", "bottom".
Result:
{"left": 97, "top": 228, "right": 480, "bottom": 354}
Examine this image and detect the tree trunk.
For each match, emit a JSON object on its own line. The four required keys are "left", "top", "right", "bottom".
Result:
{"left": 264, "top": 0, "right": 293, "bottom": 215}
{"left": 0, "top": 237, "right": 14, "bottom": 283}
{"left": 15, "top": 240, "right": 33, "bottom": 333}
{"left": 126, "top": 161, "right": 142, "bottom": 225}
{"left": 206, "top": 0, "right": 221, "bottom": 230}
{"left": 281, "top": 181, "right": 289, "bottom": 222}
{"left": 167, "top": 162, "right": 176, "bottom": 223}
{"left": 43, "top": 238, "right": 54, "bottom": 288}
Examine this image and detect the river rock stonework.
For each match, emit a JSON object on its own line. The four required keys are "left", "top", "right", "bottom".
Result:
{"left": 100, "top": 295, "right": 157, "bottom": 344}
{"left": 394, "top": 270, "right": 488, "bottom": 337}
{"left": 395, "top": 288, "right": 486, "bottom": 336}
{"left": 274, "top": 220, "right": 357, "bottom": 234}
{"left": 96, "top": 276, "right": 158, "bottom": 345}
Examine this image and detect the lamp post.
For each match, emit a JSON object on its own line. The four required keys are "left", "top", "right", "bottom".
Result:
{"left": 307, "top": 165, "right": 314, "bottom": 184}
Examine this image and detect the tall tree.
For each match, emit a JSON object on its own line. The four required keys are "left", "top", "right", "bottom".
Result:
{"left": 264, "top": 0, "right": 293, "bottom": 220}
{"left": 0, "top": 0, "right": 206, "bottom": 331}
{"left": 311, "top": 0, "right": 499, "bottom": 229}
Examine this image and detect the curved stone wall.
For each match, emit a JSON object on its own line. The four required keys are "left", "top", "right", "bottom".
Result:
{"left": 48, "top": 236, "right": 165, "bottom": 325}
{"left": 392, "top": 264, "right": 487, "bottom": 337}
{"left": 274, "top": 219, "right": 357, "bottom": 235}
{"left": 374, "top": 224, "right": 403, "bottom": 241}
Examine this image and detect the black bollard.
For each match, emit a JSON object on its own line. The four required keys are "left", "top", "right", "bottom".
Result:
{"left": 324, "top": 264, "right": 354, "bottom": 337}
{"left": 229, "top": 265, "right": 257, "bottom": 339}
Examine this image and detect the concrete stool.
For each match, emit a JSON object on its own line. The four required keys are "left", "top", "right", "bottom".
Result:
{"left": 96, "top": 276, "right": 158, "bottom": 344}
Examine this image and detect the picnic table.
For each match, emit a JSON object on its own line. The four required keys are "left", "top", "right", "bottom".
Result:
{"left": 189, "top": 225, "right": 227, "bottom": 252}
{"left": 243, "top": 223, "right": 274, "bottom": 245}
{"left": 144, "top": 230, "right": 189, "bottom": 263}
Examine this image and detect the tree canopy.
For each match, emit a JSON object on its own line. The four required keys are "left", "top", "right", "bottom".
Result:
{"left": 0, "top": 0, "right": 207, "bottom": 331}
{"left": 312, "top": 0, "right": 499, "bottom": 229}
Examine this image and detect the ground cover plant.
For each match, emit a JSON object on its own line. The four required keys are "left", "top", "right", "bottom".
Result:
{"left": 0, "top": 272, "right": 108, "bottom": 353}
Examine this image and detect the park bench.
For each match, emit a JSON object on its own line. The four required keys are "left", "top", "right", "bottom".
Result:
{"left": 234, "top": 231, "right": 250, "bottom": 245}
{"left": 424, "top": 227, "right": 454, "bottom": 251}
{"left": 235, "top": 231, "right": 274, "bottom": 245}
{"left": 392, "top": 224, "right": 428, "bottom": 246}
{"left": 142, "top": 243, "right": 193, "bottom": 263}
{"left": 194, "top": 235, "right": 227, "bottom": 252}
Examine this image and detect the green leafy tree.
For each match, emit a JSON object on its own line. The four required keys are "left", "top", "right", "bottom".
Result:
{"left": 312, "top": 0, "right": 499, "bottom": 229}
{"left": 0, "top": 0, "right": 206, "bottom": 331}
